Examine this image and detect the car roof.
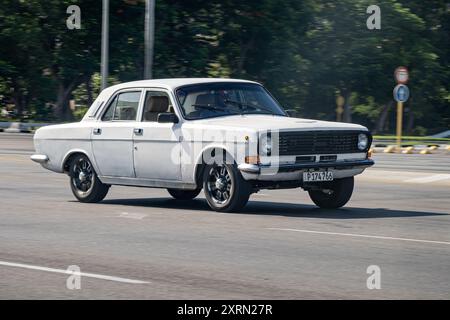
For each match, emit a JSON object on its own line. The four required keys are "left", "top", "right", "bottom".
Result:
{"left": 83, "top": 78, "right": 262, "bottom": 121}
{"left": 105, "top": 78, "right": 260, "bottom": 92}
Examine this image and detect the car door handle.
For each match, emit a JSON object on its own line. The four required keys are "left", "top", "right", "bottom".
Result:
{"left": 93, "top": 128, "right": 102, "bottom": 135}
{"left": 134, "top": 128, "right": 143, "bottom": 135}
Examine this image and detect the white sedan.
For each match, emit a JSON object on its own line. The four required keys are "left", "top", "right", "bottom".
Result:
{"left": 31, "top": 78, "right": 374, "bottom": 212}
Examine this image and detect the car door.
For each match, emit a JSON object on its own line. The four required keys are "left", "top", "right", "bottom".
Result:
{"left": 91, "top": 89, "right": 143, "bottom": 177}
{"left": 133, "top": 89, "right": 181, "bottom": 180}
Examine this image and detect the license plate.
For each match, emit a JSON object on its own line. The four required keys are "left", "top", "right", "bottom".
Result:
{"left": 303, "top": 171, "right": 334, "bottom": 182}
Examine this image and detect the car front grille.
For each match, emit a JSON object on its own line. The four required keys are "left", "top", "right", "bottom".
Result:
{"left": 276, "top": 130, "right": 363, "bottom": 156}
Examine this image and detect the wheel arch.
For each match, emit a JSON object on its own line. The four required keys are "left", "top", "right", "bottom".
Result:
{"left": 192, "top": 145, "right": 236, "bottom": 188}
{"left": 62, "top": 149, "right": 97, "bottom": 174}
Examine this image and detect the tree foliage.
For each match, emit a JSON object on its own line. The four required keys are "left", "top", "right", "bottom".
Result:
{"left": 0, "top": 0, "right": 448, "bottom": 133}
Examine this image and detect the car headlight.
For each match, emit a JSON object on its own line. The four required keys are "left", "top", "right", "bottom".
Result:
{"left": 358, "top": 133, "right": 369, "bottom": 150}
{"left": 260, "top": 134, "right": 272, "bottom": 156}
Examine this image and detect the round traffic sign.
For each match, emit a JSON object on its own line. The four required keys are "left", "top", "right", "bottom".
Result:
{"left": 394, "top": 66, "right": 409, "bottom": 84}
{"left": 393, "top": 84, "right": 409, "bottom": 103}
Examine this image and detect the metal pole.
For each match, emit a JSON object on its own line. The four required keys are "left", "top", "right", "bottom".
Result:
{"left": 144, "top": 0, "right": 155, "bottom": 79}
{"left": 101, "top": 0, "right": 109, "bottom": 90}
{"left": 396, "top": 101, "right": 403, "bottom": 152}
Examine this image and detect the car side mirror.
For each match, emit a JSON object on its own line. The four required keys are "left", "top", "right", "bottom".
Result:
{"left": 157, "top": 112, "right": 179, "bottom": 123}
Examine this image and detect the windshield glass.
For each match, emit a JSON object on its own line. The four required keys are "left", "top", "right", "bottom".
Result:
{"left": 175, "top": 82, "right": 287, "bottom": 120}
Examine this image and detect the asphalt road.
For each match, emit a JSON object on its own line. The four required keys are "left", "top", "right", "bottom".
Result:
{"left": 0, "top": 133, "right": 449, "bottom": 299}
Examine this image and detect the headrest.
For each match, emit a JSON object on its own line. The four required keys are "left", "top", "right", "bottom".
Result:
{"left": 146, "top": 96, "right": 169, "bottom": 113}
{"left": 195, "top": 93, "right": 215, "bottom": 106}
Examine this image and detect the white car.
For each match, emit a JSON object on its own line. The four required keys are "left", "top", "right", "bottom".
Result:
{"left": 31, "top": 78, "right": 374, "bottom": 212}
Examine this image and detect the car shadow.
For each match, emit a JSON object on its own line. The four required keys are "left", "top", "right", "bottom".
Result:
{"left": 98, "top": 197, "right": 447, "bottom": 219}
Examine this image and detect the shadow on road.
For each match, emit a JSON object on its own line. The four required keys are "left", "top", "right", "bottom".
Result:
{"left": 98, "top": 197, "right": 446, "bottom": 219}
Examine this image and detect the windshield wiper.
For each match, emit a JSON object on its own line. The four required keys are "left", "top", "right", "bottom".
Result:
{"left": 191, "top": 104, "right": 224, "bottom": 112}
{"left": 223, "top": 99, "right": 275, "bottom": 114}
{"left": 191, "top": 104, "right": 240, "bottom": 116}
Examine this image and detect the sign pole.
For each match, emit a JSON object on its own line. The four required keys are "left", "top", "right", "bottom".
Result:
{"left": 396, "top": 101, "right": 403, "bottom": 152}
{"left": 144, "top": 0, "right": 155, "bottom": 79}
{"left": 101, "top": 0, "right": 109, "bottom": 90}
{"left": 393, "top": 66, "right": 409, "bottom": 153}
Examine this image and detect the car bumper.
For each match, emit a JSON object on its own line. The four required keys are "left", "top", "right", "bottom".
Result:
{"left": 238, "top": 158, "right": 374, "bottom": 181}
{"left": 239, "top": 159, "right": 374, "bottom": 174}
{"left": 30, "top": 154, "right": 49, "bottom": 164}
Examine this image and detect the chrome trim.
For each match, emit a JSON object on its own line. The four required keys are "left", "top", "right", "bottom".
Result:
{"left": 30, "top": 154, "right": 49, "bottom": 164}
{"left": 238, "top": 159, "right": 374, "bottom": 174}
{"left": 238, "top": 163, "right": 260, "bottom": 173}
{"left": 98, "top": 176, "right": 197, "bottom": 190}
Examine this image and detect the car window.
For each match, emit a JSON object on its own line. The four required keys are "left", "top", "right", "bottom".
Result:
{"left": 142, "top": 91, "right": 172, "bottom": 122}
{"left": 102, "top": 96, "right": 117, "bottom": 121}
{"left": 176, "top": 83, "right": 286, "bottom": 120}
{"left": 102, "top": 91, "right": 141, "bottom": 121}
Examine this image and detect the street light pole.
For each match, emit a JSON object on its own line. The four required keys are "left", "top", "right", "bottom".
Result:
{"left": 144, "top": 0, "right": 155, "bottom": 79}
{"left": 101, "top": 0, "right": 109, "bottom": 90}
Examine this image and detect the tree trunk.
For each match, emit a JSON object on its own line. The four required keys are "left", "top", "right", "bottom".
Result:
{"left": 406, "top": 108, "right": 414, "bottom": 135}
{"left": 12, "top": 81, "right": 25, "bottom": 119}
{"left": 375, "top": 101, "right": 393, "bottom": 134}
{"left": 55, "top": 83, "right": 78, "bottom": 121}
{"left": 54, "top": 76, "right": 85, "bottom": 121}
{"left": 86, "top": 77, "right": 93, "bottom": 107}
{"left": 236, "top": 32, "right": 255, "bottom": 76}
{"left": 343, "top": 90, "right": 352, "bottom": 123}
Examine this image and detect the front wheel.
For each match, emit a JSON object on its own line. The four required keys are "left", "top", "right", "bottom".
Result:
{"left": 69, "top": 154, "right": 109, "bottom": 203}
{"left": 203, "top": 163, "right": 252, "bottom": 212}
{"left": 308, "top": 177, "right": 354, "bottom": 209}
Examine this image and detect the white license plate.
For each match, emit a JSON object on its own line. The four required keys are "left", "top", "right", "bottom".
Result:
{"left": 303, "top": 171, "right": 334, "bottom": 182}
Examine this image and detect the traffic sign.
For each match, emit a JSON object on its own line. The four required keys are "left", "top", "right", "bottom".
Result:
{"left": 393, "top": 84, "right": 409, "bottom": 103}
{"left": 394, "top": 66, "right": 409, "bottom": 84}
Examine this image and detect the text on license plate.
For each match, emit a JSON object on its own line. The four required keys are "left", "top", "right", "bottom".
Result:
{"left": 303, "top": 171, "right": 334, "bottom": 182}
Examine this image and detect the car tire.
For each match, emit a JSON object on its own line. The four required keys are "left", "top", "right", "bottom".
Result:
{"left": 167, "top": 188, "right": 201, "bottom": 200}
{"left": 308, "top": 177, "right": 354, "bottom": 209}
{"left": 69, "top": 154, "right": 109, "bottom": 203}
{"left": 203, "top": 163, "right": 252, "bottom": 212}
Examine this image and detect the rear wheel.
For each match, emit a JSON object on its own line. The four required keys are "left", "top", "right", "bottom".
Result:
{"left": 69, "top": 154, "right": 109, "bottom": 203}
{"left": 167, "top": 188, "right": 201, "bottom": 200}
{"left": 203, "top": 163, "right": 251, "bottom": 212}
{"left": 308, "top": 177, "right": 354, "bottom": 209}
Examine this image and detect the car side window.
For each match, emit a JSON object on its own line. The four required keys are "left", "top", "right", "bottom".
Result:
{"left": 102, "top": 96, "right": 117, "bottom": 121}
{"left": 102, "top": 91, "right": 141, "bottom": 121}
{"left": 142, "top": 91, "right": 172, "bottom": 122}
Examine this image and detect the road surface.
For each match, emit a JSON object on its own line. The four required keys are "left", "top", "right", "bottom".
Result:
{"left": 0, "top": 133, "right": 449, "bottom": 299}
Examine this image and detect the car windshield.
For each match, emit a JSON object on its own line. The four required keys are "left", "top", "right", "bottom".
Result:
{"left": 175, "top": 82, "right": 287, "bottom": 120}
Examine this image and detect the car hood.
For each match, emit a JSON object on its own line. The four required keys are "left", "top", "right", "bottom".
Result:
{"left": 190, "top": 115, "right": 368, "bottom": 132}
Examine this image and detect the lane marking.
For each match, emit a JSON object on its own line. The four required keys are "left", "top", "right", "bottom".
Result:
{"left": 0, "top": 261, "right": 149, "bottom": 284}
{"left": 266, "top": 228, "right": 450, "bottom": 246}
{"left": 404, "top": 174, "right": 450, "bottom": 184}
{"left": 118, "top": 212, "right": 148, "bottom": 219}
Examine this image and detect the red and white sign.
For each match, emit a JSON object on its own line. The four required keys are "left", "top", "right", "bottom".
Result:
{"left": 394, "top": 66, "right": 409, "bottom": 84}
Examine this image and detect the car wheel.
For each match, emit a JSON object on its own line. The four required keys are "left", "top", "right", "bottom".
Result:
{"left": 69, "top": 154, "right": 109, "bottom": 203}
{"left": 308, "top": 177, "right": 354, "bottom": 209}
{"left": 203, "top": 163, "right": 252, "bottom": 212}
{"left": 167, "top": 188, "right": 201, "bottom": 200}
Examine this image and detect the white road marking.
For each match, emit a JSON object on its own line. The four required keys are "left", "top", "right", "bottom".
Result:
{"left": 0, "top": 261, "right": 149, "bottom": 284}
{"left": 404, "top": 174, "right": 450, "bottom": 184}
{"left": 118, "top": 212, "right": 149, "bottom": 219}
{"left": 266, "top": 228, "right": 450, "bottom": 246}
